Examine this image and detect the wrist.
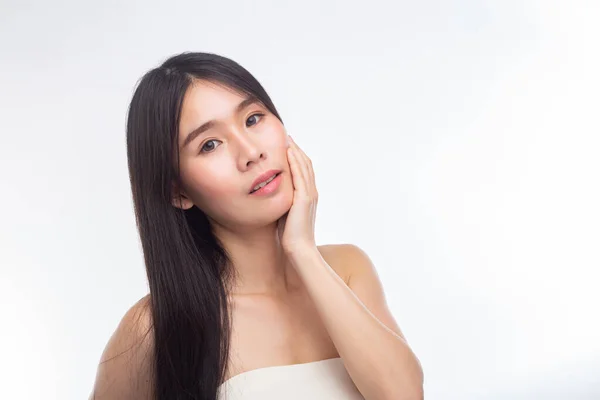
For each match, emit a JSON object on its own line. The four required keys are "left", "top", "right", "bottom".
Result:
{"left": 284, "top": 242, "right": 319, "bottom": 261}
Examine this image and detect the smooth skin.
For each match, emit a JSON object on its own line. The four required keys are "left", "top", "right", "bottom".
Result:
{"left": 90, "top": 80, "right": 423, "bottom": 399}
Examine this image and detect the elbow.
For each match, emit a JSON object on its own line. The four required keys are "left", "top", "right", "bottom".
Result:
{"left": 408, "top": 366, "right": 425, "bottom": 400}
{"left": 408, "top": 382, "right": 424, "bottom": 400}
{"left": 383, "top": 371, "right": 424, "bottom": 400}
{"left": 403, "top": 356, "right": 424, "bottom": 400}
{"left": 409, "top": 389, "right": 424, "bottom": 400}
{"left": 384, "top": 385, "right": 423, "bottom": 400}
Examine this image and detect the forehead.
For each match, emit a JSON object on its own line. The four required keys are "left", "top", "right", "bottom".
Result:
{"left": 180, "top": 80, "right": 247, "bottom": 124}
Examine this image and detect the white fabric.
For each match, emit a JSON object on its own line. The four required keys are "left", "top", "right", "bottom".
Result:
{"left": 217, "top": 357, "right": 365, "bottom": 400}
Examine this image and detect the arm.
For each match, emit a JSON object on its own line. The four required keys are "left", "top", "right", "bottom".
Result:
{"left": 288, "top": 244, "right": 423, "bottom": 400}
{"left": 279, "top": 137, "right": 423, "bottom": 399}
{"left": 89, "top": 296, "right": 154, "bottom": 400}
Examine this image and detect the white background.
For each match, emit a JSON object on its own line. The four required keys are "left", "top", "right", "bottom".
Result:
{"left": 1, "top": 0, "right": 599, "bottom": 399}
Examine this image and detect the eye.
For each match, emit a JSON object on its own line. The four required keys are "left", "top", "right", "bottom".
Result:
{"left": 246, "top": 112, "right": 265, "bottom": 127}
{"left": 200, "top": 139, "right": 221, "bottom": 153}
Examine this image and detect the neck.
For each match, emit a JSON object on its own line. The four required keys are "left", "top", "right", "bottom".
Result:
{"left": 211, "top": 220, "right": 302, "bottom": 297}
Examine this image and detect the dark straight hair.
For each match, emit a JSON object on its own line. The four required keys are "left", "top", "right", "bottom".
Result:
{"left": 126, "top": 51, "right": 283, "bottom": 399}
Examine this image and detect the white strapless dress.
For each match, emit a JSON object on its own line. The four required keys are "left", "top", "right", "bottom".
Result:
{"left": 217, "top": 357, "right": 365, "bottom": 399}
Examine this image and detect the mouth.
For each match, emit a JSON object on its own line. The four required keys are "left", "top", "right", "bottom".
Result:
{"left": 249, "top": 172, "right": 282, "bottom": 194}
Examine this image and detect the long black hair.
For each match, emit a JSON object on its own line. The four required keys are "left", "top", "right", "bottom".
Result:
{"left": 126, "top": 51, "right": 283, "bottom": 399}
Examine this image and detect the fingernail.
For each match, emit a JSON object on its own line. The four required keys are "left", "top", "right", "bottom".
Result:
{"left": 287, "top": 135, "right": 292, "bottom": 147}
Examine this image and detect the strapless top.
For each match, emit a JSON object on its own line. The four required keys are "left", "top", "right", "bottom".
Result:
{"left": 217, "top": 357, "right": 365, "bottom": 399}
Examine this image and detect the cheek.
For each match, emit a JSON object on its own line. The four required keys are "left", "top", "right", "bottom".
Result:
{"left": 263, "top": 129, "right": 289, "bottom": 164}
{"left": 197, "top": 179, "right": 237, "bottom": 201}
{"left": 181, "top": 161, "right": 239, "bottom": 205}
{"left": 267, "top": 125, "right": 287, "bottom": 148}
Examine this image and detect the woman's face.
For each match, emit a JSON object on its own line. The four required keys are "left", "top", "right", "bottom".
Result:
{"left": 173, "top": 79, "right": 293, "bottom": 229}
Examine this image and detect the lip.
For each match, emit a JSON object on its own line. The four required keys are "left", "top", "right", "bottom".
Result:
{"left": 249, "top": 169, "right": 282, "bottom": 194}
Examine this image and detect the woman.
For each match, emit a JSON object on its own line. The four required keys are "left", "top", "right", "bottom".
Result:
{"left": 91, "top": 52, "right": 423, "bottom": 400}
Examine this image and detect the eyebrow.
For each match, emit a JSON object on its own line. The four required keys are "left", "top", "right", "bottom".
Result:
{"left": 182, "top": 96, "right": 261, "bottom": 149}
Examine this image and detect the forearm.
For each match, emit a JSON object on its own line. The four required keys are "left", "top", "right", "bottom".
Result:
{"left": 287, "top": 247, "right": 423, "bottom": 400}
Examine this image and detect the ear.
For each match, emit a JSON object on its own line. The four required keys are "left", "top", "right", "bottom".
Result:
{"left": 171, "top": 182, "right": 194, "bottom": 210}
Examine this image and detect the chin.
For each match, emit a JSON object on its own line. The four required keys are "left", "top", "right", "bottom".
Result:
{"left": 259, "top": 190, "right": 293, "bottom": 225}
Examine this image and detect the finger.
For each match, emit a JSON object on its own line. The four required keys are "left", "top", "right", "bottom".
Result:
{"left": 287, "top": 145, "right": 308, "bottom": 195}
{"left": 288, "top": 137, "right": 309, "bottom": 190}
{"left": 289, "top": 136, "right": 311, "bottom": 185}
{"left": 289, "top": 136, "right": 316, "bottom": 196}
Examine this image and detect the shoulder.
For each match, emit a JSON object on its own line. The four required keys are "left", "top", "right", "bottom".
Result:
{"left": 90, "top": 294, "right": 154, "bottom": 400}
{"left": 318, "top": 243, "right": 406, "bottom": 340}
{"left": 317, "top": 243, "right": 374, "bottom": 286}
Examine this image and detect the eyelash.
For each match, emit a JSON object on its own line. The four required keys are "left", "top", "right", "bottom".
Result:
{"left": 199, "top": 112, "right": 265, "bottom": 154}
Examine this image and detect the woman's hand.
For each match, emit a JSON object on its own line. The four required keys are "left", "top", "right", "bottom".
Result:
{"left": 277, "top": 135, "right": 319, "bottom": 255}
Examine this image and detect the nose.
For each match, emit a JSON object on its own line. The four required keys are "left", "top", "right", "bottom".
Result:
{"left": 234, "top": 131, "right": 266, "bottom": 170}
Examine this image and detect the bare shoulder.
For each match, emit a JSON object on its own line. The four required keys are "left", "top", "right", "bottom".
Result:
{"left": 317, "top": 243, "right": 368, "bottom": 285}
{"left": 318, "top": 243, "right": 406, "bottom": 340}
{"left": 317, "top": 244, "right": 350, "bottom": 285}
{"left": 90, "top": 294, "right": 154, "bottom": 400}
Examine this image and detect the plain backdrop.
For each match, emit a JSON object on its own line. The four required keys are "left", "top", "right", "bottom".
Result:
{"left": 1, "top": 0, "right": 599, "bottom": 399}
